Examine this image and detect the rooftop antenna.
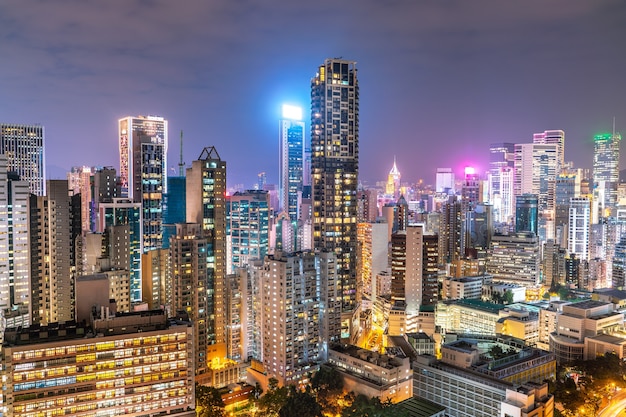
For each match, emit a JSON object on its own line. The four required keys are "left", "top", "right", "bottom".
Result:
{"left": 178, "top": 130, "right": 185, "bottom": 177}
{"left": 613, "top": 116, "right": 616, "bottom": 137}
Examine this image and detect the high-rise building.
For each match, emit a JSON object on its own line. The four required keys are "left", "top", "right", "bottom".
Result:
{"left": 386, "top": 157, "right": 401, "bottom": 198}
{"left": 487, "top": 233, "right": 541, "bottom": 286}
{"left": 29, "top": 180, "right": 75, "bottom": 325}
{"left": 169, "top": 223, "right": 209, "bottom": 374}
{"left": 593, "top": 132, "right": 621, "bottom": 220}
{"left": 514, "top": 142, "right": 559, "bottom": 241}
{"left": 533, "top": 130, "right": 565, "bottom": 172}
{"left": 311, "top": 58, "right": 359, "bottom": 342}
{"left": 0, "top": 124, "right": 46, "bottom": 196}
{"left": 99, "top": 198, "right": 142, "bottom": 302}
{"left": 261, "top": 251, "right": 325, "bottom": 385}
{"left": 0, "top": 156, "right": 30, "bottom": 331}
{"left": 461, "top": 166, "right": 480, "bottom": 213}
{"left": 162, "top": 176, "right": 186, "bottom": 249}
{"left": 435, "top": 168, "right": 454, "bottom": 194}
{"left": 488, "top": 143, "right": 515, "bottom": 224}
{"left": 439, "top": 198, "right": 462, "bottom": 264}
{"left": 279, "top": 104, "right": 305, "bottom": 222}
{"left": 186, "top": 146, "right": 227, "bottom": 355}
{"left": 612, "top": 235, "right": 626, "bottom": 289}
{"left": 226, "top": 190, "right": 270, "bottom": 273}
{"left": 568, "top": 197, "right": 591, "bottom": 261}
{"left": 515, "top": 194, "right": 538, "bottom": 234}
{"left": 118, "top": 116, "right": 168, "bottom": 252}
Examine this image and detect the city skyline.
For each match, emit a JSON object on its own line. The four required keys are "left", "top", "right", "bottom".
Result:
{"left": 1, "top": 1, "right": 626, "bottom": 187}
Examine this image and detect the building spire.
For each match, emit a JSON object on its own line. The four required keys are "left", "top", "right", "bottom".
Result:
{"left": 178, "top": 130, "right": 185, "bottom": 177}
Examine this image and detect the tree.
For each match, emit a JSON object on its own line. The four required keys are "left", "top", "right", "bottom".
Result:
{"left": 279, "top": 389, "right": 323, "bottom": 417}
{"left": 311, "top": 366, "right": 344, "bottom": 415}
{"left": 259, "top": 378, "right": 289, "bottom": 416}
{"left": 503, "top": 290, "right": 514, "bottom": 304}
{"left": 196, "top": 383, "right": 225, "bottom": 417}
{"left": 340, "top": 394, "right": 408, "bottom": 417}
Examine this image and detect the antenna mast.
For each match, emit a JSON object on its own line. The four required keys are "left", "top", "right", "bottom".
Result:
{"left": 178, "top": 130, "right": 185, "bottom": 177}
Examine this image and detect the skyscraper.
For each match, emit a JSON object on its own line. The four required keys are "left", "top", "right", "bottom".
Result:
{"left": 514, "top": 142, "right": 558, "bottom": 241}
{"left": 279, "top": 104, "right": 305, "bottom": 223}
{"left": 568, "top": 197, "right": 591, "bottom": 261}
{"left": 186, "top": 146, "right": 227, "bottom": 354}
{"left": 311, "top": 58, "right": 359, "bottom": 342}
{"left": 118, "top": 116, "right": 168, "bottom": 252}
{"left": 226, "top": 190, "right": 270, "bottom": 273}
{"left": 593, "top": 132, "right": 621, "bottom": 220}
{"left": 0, "top": 123, "right": 46, "bottom": 196}
{"left": 533, "top": 130, "right": 565, "bottom": 172}
{"left": 0, "top": 156, "right": 30, "bottom": 330}
{"left": 515, "top": 194, "right": 538, "bottom": 234}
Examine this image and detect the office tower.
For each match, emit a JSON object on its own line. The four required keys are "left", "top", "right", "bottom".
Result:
{"left": 461, "top": 166, "right": 480, "bottom": 213}
{"left": 489, "top": 143, "right": 515, "bottom": 223}
{"left": 439, "top": 198, "right": 462, "bottom": 263}
{"left": 515, "top": 194, "right": 538, "bottom": 234}
{"left": 593, "top": 132, "right": 622, "bottom": 220}
{"left": 261, "top": 251, "right": 324, "bottom": 385}
{"left": 487, "top": 233, "right": 541, "bottom": 286}
{"left": 533, "top": 130, "right": 565, "bottom": 172}
{"left": 568, "top": 197, "right": 591, "bottom": 261}
{"left": 29, "top": 180, "right": 74, "bottom": 325}
{"left": 555, "top": 170, "right": 582, "bottom": 246}
{"left": 311, "top": 58, "right": 359, "bottom": 341}
{"left": 279, "top": 104, "right": 305, "bottom": 222}
{"left": 386, "top": 157, "right": 401, "bottom": 198}
{"left": 186, "top": 146, "right": 227, "bottom": 354}
{"left": 2, "top": 311, "right": 195, "bottom": 417}
{"left": 170, "top": 223, "right": 209, "bottom": 374}
{"left": 118, "top": 115, "right": 168, "bottom": 251}
{"left": 99, "top": 198, "right": 142, "bottom": 302}
{"left": 514, "top": 142, "right": 558, "bottom": 241}
{"left": 163, "top": 176, "right": 186, "bottom": 249}
{"left": 489, "top": 166, "right": 514, "bottom": 225}
{"left": 0, "top": 156, "right": 30, "bottom": 330}
{"left": 435, "top": 168, "right": 455, "bottom": 194}
{"left": 463, "top": 202, "right": 493, "bottom": 258}
{"left": 0, "top": 123, "right": 46, "bottom": 196}
{"left": 226, "top": 190, "right": 270, "bottom": 273}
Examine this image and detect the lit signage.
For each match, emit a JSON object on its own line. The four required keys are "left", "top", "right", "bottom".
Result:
{"left": 282, "top": 104, "right": 303, "bottom": 121}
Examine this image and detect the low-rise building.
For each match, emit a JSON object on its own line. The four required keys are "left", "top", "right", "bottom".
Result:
{"left": 500, "top": 382, "right": 554, "bottom": 417}
{"left": 327, "top": 344, "right": 413, "bottom": 403}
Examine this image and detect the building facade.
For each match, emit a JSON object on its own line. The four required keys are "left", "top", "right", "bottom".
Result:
{"left": 0, "top": 124, "right": 45, "bottom": 196}
{"left": 118, "top": 116, "right": 168, "bottom": 252}
{"left": 311, "top": 58, "right": 359, "bottom": 342}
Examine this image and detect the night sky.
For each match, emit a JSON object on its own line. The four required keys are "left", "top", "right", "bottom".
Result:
{"left": 1, "top": 1, "right": 625, "bottom": 188}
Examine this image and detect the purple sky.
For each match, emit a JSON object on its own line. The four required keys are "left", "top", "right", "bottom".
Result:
{"left": 1, "top": 1, "right": 625, "bottom": 188}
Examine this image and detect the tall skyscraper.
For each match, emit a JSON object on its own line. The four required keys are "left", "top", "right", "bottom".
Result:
{"left": 186, "top": 146, "right": 227, "bottom": 355}
{"left": 279, "top": 104, "right": 305, "bottom": 223}
{"left": 0, "top": 156, "right": 30, "bottom": 330}
{"left": 386, "top": 157, "right": 401, "bottom": 198}
{"left": 118, "top": 116, "right": 168, "bottom": 252}
{"left": 533, "top": 130, "right": 565, "bottom": 172}
{"left": 0, "top": 123, "right": 46, "bottom": 196}
{"left": 568, "top": 197, "right": 591, "bottom": 261}
{"left": 311, "top": 58, "right": 359, "bottom": 342}
{"left": 488, "top": 143, "right": 515, "bottom": 223}
{"left": 226, "top": 190, "right": 270, "bottom": 273}
{"left": 30, "top": 180, "right": 74, "bottom": 325}
{"left": 514, "top": 142, "right": 558, "bottom": 241}
{"left": 593, "top": 132, "right": 621, "bottom": 220}
{"left": 436, "top": 168, "right": 455, "bottom": 194}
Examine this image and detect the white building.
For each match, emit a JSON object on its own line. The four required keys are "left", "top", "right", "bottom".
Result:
{"left": 568, "top": 197, "right": 590, "bottom": 261}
